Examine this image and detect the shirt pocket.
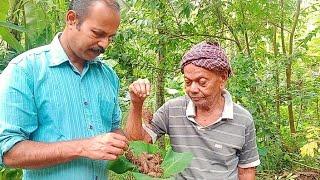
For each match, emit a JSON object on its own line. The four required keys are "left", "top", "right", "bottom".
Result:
{"left": 98, "top": 94, "right": 115, "bottom": 132}
{"left": 211, "top": 143, "right": 237, "bottom": 167}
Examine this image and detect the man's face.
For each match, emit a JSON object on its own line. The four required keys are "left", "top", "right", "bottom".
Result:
{"left": 67, "top": 2, "right": 120, "bottom": 61}
{"left": 183, "top": 64, "right": 226, "bottom": 109}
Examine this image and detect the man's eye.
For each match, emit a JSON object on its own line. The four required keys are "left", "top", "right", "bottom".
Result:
{"left": 185, "top": 81, "right": 191, "bottom": 86}
{"left": 199, "top": 81, "right": 206, "bottom": 86}
{"left": 92, "top": 30, "right": 103, "bottom": 37}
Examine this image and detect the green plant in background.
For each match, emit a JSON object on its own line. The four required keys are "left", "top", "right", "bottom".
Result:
{"left": 107, "top": 141, "right": 193, "bottom": 180}
{"left": 300, "top": 126, "right": 320, "bottom": 157}
{"left": 0, "top": 167, "right": 22, "bottom": 180}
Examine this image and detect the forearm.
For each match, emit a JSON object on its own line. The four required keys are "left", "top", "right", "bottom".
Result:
{"left": 3, "top": 139, "right": 84, "bottom": 169}
{"left": 238, "top": 167, "right": 256, "bottom": 180}
{"left": 125, "top": 103, "right": 151, "bottom": 142}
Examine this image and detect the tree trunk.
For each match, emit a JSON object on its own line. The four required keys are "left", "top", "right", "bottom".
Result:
{"left": 286, "top": 0, "right": 302, "bottom": 134}
{"left": 273, "top": 25, "right": 281, "bottom": 132}
{"left": 240, "top": 2, "right": 251, "bottom": 56}
{"left": 215, "top": 2, "right": 242, "bottom": 51}
{"left": 317, "top": 97, "right": 319, "bottom": 121}
{"left": 156, "top": 6, "right": 166, "bottom": 149}
{"left": 280, "top": 0, "right": 287, "bottom": 55}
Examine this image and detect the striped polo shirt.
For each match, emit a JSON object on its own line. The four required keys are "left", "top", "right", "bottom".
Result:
{"left": 145, "top": 90, "right": 260, "bottom": 180}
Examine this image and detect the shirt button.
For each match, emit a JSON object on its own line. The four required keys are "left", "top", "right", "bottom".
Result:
{"left": 89, "top": 125, "right": 93, "bottom": 129}
{"left": 84, "top": 101, "right": 89, "bottom": 105}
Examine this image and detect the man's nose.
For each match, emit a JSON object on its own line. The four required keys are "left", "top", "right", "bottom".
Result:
{"left": 190, "top": 82, "right": 199, "bottom": 93}
{"left": 98, "top": 38, "right": 110, "bottom": 49}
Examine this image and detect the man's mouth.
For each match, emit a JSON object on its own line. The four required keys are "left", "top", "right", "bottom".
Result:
{"left": 190, "top": 97, "right": 204, "bottom": 101}
{"left": 90, "top": 47, "right": 105, "bottom": 55}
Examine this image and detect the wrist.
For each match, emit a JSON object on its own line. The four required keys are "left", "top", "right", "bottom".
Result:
{"left": 65, "top": 139, "right": 87, "bottom": 158}
{"left": 130, "top": 101, "right": 144, "bottom": 109}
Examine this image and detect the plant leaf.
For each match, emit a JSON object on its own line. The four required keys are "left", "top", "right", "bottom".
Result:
{"left": 0, "top": 27, "right": 24, "bottom": 52}
{"left": 161, "top": 147, "right": 193, "bottom": 178}
{"left": 132, "top": 172, "right": 174, "bottom": 180}
{"left": 106, "top": 156, "right": 138, "bottom": 174}
{"left": 0, "top": 0, "right": 9, "bottom": 20}
{"left": 129, "top": 141, "right": 159, "bottom": 156}
{"left": 0, "top": 21, "right": 28, "bottom": 32}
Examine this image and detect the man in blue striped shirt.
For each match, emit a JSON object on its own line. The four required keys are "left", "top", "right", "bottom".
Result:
{"left": 0, "top": 0, "right": 128, "bottom": 179}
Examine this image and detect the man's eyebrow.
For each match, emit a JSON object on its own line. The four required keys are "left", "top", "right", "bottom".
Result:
{"left": 93, "top": 28, "right": 117, "bottom": 37}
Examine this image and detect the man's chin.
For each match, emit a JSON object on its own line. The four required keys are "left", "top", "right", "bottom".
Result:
{"left": 85, "top": 54, "right": 100, "bottom": 61}
{"left": 193, "top": 101, "right": 211, "bottom": 110}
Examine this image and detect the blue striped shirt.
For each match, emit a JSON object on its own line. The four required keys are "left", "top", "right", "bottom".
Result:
{"left": 0, "top": 33, "right": 121, "bottom": 180}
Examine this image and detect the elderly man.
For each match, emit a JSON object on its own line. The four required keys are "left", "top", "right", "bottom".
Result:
{"left": 126, "top": 41, "right": 260, "bottom": 179}
{"left": 0, "top": 0, "right": 128, "bottom": 179}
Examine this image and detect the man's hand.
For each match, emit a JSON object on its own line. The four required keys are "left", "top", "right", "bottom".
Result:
{"left": 81, "top": 132, "right": 128, "bottom": 160}
{"left": 3, "top": 132, "right": 128, "bottom": 169}
{"left": 125, "top": 78, "right": 153, "bottom": 142}
{"left": 129, "top": 78, "right": 151, "bottom": 105}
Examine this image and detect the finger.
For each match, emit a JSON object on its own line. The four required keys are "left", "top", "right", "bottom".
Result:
{"left": 112, "top": 133, "right": 129, "bottom": 144}
{"left": 106, "top": 146, "right": 125, "bottom": 156}
{"left": 104, "top": 154, "right": 117, "bottom": 160}
{"left": 138, "top": 80, "right": 147, "bottom": 97}
{"left": 108, "top": 134, "right": 128, "bottom": 150}
{"left": 144, "top": 79, "right": 151, "bottom": 96}
{"left": 133, "top": 82, "right": 142, "bottom": 95}
{"left": 129, "top": 83, "right": 140, "bottom": 96}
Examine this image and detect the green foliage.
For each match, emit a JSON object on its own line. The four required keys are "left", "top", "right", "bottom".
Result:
{"left": 0, "top": 167, "right": 22, "bottom": 180}
{"left": 161, "top": 147, "right": 193, "bottom": 178}
{"left": 129, "top": 141, "right": 160, "bottom": 156}
{"left": 300, "top": 126, "right": 320, "bottom": 157}
{"left": 106, "top": 156, "right": 138, "bottom": 174}
{"left": 107, "top": 141, "right": 193, "bottom": 179}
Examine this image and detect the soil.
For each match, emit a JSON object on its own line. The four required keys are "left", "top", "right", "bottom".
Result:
{"left": 125, "top": 149, "right": 164, "bottom": 178}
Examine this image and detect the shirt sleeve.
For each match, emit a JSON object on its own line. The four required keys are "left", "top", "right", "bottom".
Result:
{"left": 144, "top": 101, "right": 170, "bottom": 143}
{"left": 0, "top": 63, "right": 38, "bottom": 166}
{"left": 238, "top": 118, "right": 260, "bottom": 168}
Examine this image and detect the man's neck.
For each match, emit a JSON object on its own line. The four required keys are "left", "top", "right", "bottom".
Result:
{"left": 194, "top": 94, "right": 225, "bottom": 126}
{"left": 197, "top": 94, "right": 225, "bottom": 113}
{"left": 59, "top": 31, "right": 85, "bottom": 73}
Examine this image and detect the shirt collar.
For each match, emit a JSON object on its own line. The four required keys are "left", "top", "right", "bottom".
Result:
{"left": 186, "top": 89, "right": 234, "bottom": 120}
{"left": 49, "top": 33, "right": 103, "bottom": 67}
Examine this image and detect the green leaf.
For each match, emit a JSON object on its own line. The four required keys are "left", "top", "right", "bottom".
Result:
{"left": 161, "top": 147, "right": 193, "bottom": 178}
{"left": 0, "top": 21, "right": 28, "bottom": 32}
{"left": 24, "top": 1, "right": 49, "bottom": 47}
{"left": 107, "top": 141, "right": 193, "bottom": 179}
{"left": 0, "top": 27, "right": 24, "bottom": 52}
{"left": 132, "top": 172, "right": 154, "bottom": 180}
{"left": 258, "top": 147, "right": 268, "bottom": 157}
{"left": 129, "top": 141, "right": 159, "bottom": 156}
{"left": 132, "top": 172, "right": 174, "bottom": 180}
{"left": 0, "top": 0, "right": 9, "bottom": 20}
{"left": 106, "top": 156, "right": 138, "bottom": 174}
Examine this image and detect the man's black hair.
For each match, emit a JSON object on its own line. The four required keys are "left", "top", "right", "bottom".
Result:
{"left": 68, "top": 0, "right": 120, "bottom": 26}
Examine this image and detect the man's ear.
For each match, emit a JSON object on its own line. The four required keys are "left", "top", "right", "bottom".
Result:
{"left": 220, "top": 72, "right": 228, "bottom": 89}
{"left": 65, "top": 10, "right": 78, "bottom": 28}
{"left": 220, "top": 72, "right": 228, "bottom": 82}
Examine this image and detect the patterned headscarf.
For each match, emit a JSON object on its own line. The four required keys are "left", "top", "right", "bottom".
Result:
{"left": 180, "top": 41, "right": 232, "bottom": 77}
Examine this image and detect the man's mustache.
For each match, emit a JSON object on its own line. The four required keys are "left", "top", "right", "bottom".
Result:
{"left": 91, "top": 46, "right": 105, "bottom": 54}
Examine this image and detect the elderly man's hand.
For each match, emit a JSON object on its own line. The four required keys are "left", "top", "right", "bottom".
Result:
{"left": 81, "top": 132, "right": 128, "bottom": 160}
{"left": 129, "top": 78, "right": 151, "bottom": 105}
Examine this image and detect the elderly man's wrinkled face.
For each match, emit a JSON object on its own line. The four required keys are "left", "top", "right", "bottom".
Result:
{"left": 67, "top": 2, "right": 120, "bottom": 61}
{"left": 184, "top": 64, "right": 226, "bottom": 109}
